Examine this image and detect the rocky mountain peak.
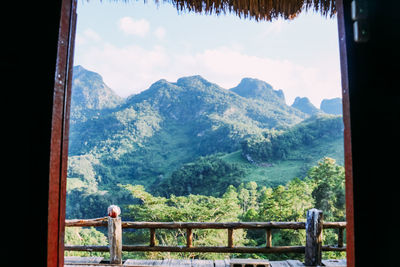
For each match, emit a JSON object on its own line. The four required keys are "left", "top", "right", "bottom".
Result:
{"left": 291, "top": 97, "right": 321, "bottom": 115}
{"left": 230, "top": 78, "right": 285, "bottom": 103}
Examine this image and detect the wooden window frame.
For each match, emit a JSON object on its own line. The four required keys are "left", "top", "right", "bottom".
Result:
{"left": 48, "top": 0, "right": 77, "bottom": 266}
{"left": 47, "top": 0, "right": 355, "bottom": 266}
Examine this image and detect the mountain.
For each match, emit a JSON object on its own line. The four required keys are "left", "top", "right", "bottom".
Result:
{"left": 68, "top": 73, "right": 308, "bottom": 190}
{"left": 230, "top": 78, "right": 285, "bottom": 104}
{"left": 320, "top": 98, "right": 342, "bottom": 115}
{"left": 69, "top": 73, "right": 307, "bottom": 157}
{"left": 291, "top": 97, "right": 322, "bottom": 115}
{"left": 66, "top": 66, "right": 343, "bottom": 218}
{"left": 70, "top": 65, "right": 123, "bottom": 123}
{"left": 156, "top": 114, "right": 344, "bottom": 196}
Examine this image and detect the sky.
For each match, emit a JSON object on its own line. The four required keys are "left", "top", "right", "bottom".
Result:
{"left": 73, "top": 0, "right": 342, "bottom": 107}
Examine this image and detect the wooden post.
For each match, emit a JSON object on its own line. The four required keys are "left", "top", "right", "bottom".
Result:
{"left": 186, "top": 228, "right": 193, "bottom": 248}
{"left": 228, "top": 228, "right": 234, "bottom": 248}
{"left": 305, "top": 209, "right": 323, "bottom": 266}
{"left": 107, "top": 206, "right": 122, "bottom": 264}
{"left": 338, "top": 228, "right": 344, "bottom": 248}
{"left": 266, "top": 229, "right": 272, "bottom": 248}
{"left": 150, "top": 228, "right": 156, "bottom": 247}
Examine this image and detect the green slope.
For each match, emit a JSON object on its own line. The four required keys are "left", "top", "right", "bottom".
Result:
{"left": 220, "top": 136, "right": 343, "bottom": 188}
{"left": 153, "top": 115, "right": 344, "bottom": 197}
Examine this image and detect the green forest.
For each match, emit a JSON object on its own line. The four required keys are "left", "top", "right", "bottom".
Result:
{"left": 65, "top": 157, "right": 345, "bottom": 261}
{"left": 65, "top": 66, "right": 345, "bottom": 261}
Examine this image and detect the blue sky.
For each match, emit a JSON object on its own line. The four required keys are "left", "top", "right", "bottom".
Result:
{"left": 74, "top": 0, "right": 342, "bottom": 107}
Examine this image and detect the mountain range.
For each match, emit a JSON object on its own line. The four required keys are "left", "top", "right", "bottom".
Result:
{"left": 66, "top": 65, "right": 343, "bottom": 218}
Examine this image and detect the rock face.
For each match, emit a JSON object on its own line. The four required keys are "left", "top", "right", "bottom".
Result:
{"left": 230, "top": 78, "right": 285, "bottom": 104}
{"left": 291, "top": 97, "right": 322, "bottom": 116}
{"left": 70, "top": 65, "right": 123, "bottom": 123}
{"left": 320, "top": 98, "right": 342, "bottom": 115}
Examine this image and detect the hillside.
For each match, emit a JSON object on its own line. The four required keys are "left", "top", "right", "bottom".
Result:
{"left": 66, "top": 66, "right": 344, "bottom": 218}
{"left": 68, "top": 67, "right": 307, "bottom": 185}
{"left": 156, "top": 115, "right": 344, "bottom": 197}
{"left": 221, "top": 119, "right": 344, "bottom": 188}
{"left": 320, "top": 97, "right": 343, "bottom": 115}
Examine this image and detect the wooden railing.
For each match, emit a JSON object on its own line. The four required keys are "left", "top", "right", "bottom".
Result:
{"left": 65, "top": 206, "right": 346, "bottom": 266}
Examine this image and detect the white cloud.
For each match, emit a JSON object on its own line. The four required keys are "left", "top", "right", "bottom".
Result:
{"left": 77, "top": 44, "right": 341, "bottom": 106}
{"left": 118, "top": 17, "right": 150, "bottom": 37}
{"left": 154, "top": 27, "right": 166, "bottom": 40}
{"left": 83, "top": 28, "right": 102, "bottom": 42}
{"left": 75, "top": 28, "right": 102, "bottom": 45}
{"left": 170, "top": 47, "right": 341, "bottom": 106}
{"left": 78, "top": 43, "right": 169, "bottom": 97}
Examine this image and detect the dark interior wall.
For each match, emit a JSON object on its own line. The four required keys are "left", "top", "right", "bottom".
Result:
{"left": 342, "top": 0, "right": 400, "bottom": 266}
{"left": 2, "top": 0, "right": 400, "bottom": 266}
{"left": 3, "top": 1, "right": 63, "bottom": 265}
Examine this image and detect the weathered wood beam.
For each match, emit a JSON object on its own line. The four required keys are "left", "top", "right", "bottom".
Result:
{"left": 322, "top": 245, "right": 347, "bottom": 251}
{"left": 186, "top": 228, "right": 193, "bottom": 248}
{"left": 322, "top": 222, "right": 347, "bottom": 229}
{"left": 108, "top": 208, "right": 122, "bottom": 264}
{"left": 64, "top": 245, "right": 109, "bottom": 252}
{"left": 64, "top": 244, "right": 347, "bottom": 253}
{"left": 338, "top": 228, "right": 344, "bottom": 247}
{"left": 65, "top": 217, "right": 108, "bottom": 227}
{"left": 266, "top": 229, "right": 272, "bottom": 248}
{"left": 65, "top": 219, "right": 345, "bottom": 229}
{"left": 227, "top": 229, "right": 234, "bottom": 248}
{"left": 305, "top": 209, "right": 323, "bottom": 266}
{"left": 121, "top": 245, "right": 305, "bottom": 254}
{"left": 121, "top": 221, "right": 307, "bottom": 229}
{"left": 150, "top": 228, "right": 156, "bottom": 247}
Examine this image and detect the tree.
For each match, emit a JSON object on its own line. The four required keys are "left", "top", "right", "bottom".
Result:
{"left": 306, "top": 157, "right": 346, "bottom": 259}
{"left": 307, "top": 157, "right": 345, "bottom": 221}
{"left": 123, "top": 185, "right": 245, "bottom": 259}
{"left": 156, "top": 155, "right": 244, "bottom": 197}
{"left": 239, "top": 178, "right": 315, "bottom": 261}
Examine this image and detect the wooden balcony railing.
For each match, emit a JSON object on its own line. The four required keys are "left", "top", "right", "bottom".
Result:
{"left": 64, "top": 206, "right": 346, "bottom": 266}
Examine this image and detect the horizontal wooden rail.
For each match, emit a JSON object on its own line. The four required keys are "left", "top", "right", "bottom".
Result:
{"left": 322, "top": 222, "right": 347, "bottom": 229}
{"left": 64, "top": 245, "right": 346, "bottom": 253}
{"left": 121, "top": 221, "right": 307, "bottom": 229}
{"left": 65, "top": 217, "right": 107, "bottom": 227}
{"left": 64, "top": 207, "right": 346, "bottom": 266}
{"left": 122, "top": 245, "right": 306, "bottom": 254}
{"left": 64, "top": 245, "right": 109, "bottom": 252}
{"left": 65, "top": 219, "right": 346, "bottom": 230}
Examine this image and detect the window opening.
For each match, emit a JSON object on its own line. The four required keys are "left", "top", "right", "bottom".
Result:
{"left": 64, "top": 0, "right": 346, "bottom": 264}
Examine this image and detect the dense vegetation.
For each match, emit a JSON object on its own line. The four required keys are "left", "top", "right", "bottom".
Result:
{"left": 154, "top": 154, "right": 245, "bottom": 197}
{"left": 65, "top": 158, "right": 345, "bottom": 260}
{"left": 241, "top": 115, "right": 343, "bottom": 162}
{"left": 65, "top": 66, "right": 345, "bottom": 260}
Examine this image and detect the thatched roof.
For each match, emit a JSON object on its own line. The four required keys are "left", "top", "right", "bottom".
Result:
{"left": 108, "top": 0, "right": 336, "bottom": 21}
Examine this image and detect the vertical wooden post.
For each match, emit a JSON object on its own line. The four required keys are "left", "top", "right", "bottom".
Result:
{"left": 228, "top": 228, "right": 234, "bottom": 248}
{"left": 150, "top": 228, "right": 156, "bottom": 247}
{"left": 107, "top": 206, "right": 122, "bottom": 264}
{"left": 338, "top": 228, "right": 344, "bottom": 248}
{"left": 266, "top": 229, "right": 272, "bottom": 248}
{"left": 305, "top": 209, "right": 323, "bottom": 266}
{"left": 186, "top": 228, "right": 193, "bottom": 248}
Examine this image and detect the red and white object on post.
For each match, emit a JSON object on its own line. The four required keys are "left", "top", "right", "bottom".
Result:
{"left": 107, "top": 205, "right": 121, "bottom": 218}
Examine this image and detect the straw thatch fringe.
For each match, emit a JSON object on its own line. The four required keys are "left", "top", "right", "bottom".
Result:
{"left": 98, "top": 0, "right": 336, "bottom": 21}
